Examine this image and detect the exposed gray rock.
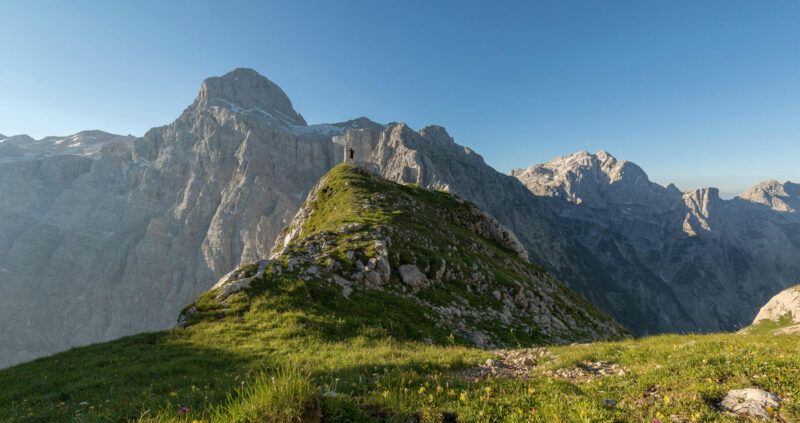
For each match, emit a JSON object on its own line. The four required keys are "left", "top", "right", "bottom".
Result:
{"left": 753, "top": 285, "right": 800, "bottom": 325}
{"left": 398, "top": 264, "right": 428, "bottom": 287}
{"left": 719, "top": 388, "right": 781, "bottom": 420}
{"left": 740, "top": 285, "right": 800, "bottom": 335}
{"left": 331, "top": 275, "right": 353, "bottom": 298}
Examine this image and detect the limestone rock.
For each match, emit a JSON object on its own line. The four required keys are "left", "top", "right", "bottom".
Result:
{"left": 753, "top": 285, "right": 800, "bottom": 325}
{"left": 719, "top": 388, "right": 781, "bottom": 420}
{"left": 398, "top": 264, "right": 428, "bottom": 287}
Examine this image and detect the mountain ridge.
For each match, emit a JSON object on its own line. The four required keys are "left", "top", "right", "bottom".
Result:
{"left": 512, "top": 149, "right": 800, "bottom": 333}
{"left": 2, "top": 68, "right": 799, "bottom": 368}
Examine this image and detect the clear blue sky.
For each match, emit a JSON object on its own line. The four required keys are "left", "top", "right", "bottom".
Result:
{"left": 1, "top": 1, "right": 799, "bottom": 196}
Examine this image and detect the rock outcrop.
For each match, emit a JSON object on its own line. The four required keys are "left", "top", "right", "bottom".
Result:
{"left": 739, "top": 285, "right": 800, "bottom": 335}
{"left": 753, "top": 285, "right": 800, "bottom": 325}
{"left": 719, "top": 388, "right": 781, "bottom": 420}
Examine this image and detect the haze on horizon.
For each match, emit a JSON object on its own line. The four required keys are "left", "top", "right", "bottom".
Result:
{"left": 1, "top": 0, "right": 798, "bottom": 196}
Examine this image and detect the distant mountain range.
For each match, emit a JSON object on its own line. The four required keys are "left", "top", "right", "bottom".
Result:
{"left": 512, "top": 152, "right": 800, "bottom": 334}
{"left": 1, "top": 68, "right": 798, "bottom": 368}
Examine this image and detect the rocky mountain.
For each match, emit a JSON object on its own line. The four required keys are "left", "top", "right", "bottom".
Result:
{"left": 0, "top": 69, "right": 641, "bottom": 368}
{"left": 3, "top": 68, "right": 797, "bottom": 368}
{"left": 0, "top": 69, "right": 365, "bottom": 367}
{"left": 511, "top": 151, "right": 800, "bottom": 333}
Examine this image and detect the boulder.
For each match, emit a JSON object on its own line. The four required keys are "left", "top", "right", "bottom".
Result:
{"left": 398, "top": 264, "right": 428, "bottom": 287}
{"left": 719, "top": 388, "right": 780, "bottom": 420}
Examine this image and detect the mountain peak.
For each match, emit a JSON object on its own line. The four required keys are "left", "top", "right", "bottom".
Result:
{"left": 511, "top": 150, "right": 679, "bottom": 211}
{"left": 739, "top": 179, "right": 800, "bottom": 212}
{"left": 419, "top": 125, "right": 454, "bottom": 144}
{"left": 193, "top": 68, "right": 306, "bottom": 126}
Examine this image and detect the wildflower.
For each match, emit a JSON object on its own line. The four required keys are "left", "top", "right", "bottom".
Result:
{"left": 179, "top": 406, "right": 189, "bottom": 417}
{"left": 418, "top": 386, "right": 426, "bottom": 395}
{"left": 652, "top": 419, "right": 661, "bottom": 423}
{"left": 447, "top": 389, "right": 456, "bottom": 397}
{"left": 382, "top": 390, "right": 390, "bottom": 398}
{"left": 427, "top": 394, "right": 435, "bottom": 403}
{"left": 436, "top": 385, "right": 443, "bottom": 393}
{"left": 459, "top": 391, "right": 468, "bottom": 402}
{"left": 603, "top": 399, "right": 616, "bottom": 408}
{"left": 663, "top": 395, "right": 671, "bottom": 405}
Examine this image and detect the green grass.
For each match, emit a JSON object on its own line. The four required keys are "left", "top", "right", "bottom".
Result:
{"left": 3, "top": 307, "right": 799, "bottom": 422}
{"left": 2, "top": 164, "right": 798, "bottom": 422}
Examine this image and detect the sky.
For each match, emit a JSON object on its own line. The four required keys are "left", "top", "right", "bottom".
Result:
{"left": 1, "top": 1, "right": 798, "bottom": 197}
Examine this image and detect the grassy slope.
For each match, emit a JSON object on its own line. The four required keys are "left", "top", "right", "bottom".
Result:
{"left": 2, "top": 165, "right": 799, "bottom": 422}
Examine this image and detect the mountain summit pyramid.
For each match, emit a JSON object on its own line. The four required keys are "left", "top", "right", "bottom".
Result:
{"left": 191, "top": 67, "right": 307, "bottom": 125}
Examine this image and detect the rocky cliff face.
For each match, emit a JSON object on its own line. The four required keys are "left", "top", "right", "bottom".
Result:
{"left": 512, "top": 151, "right": 800, "bottom": 333}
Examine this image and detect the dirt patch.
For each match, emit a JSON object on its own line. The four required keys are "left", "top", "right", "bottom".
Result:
{"left": 465, "top": 348, "right": 553, "bottom": 378}
{"left": 544, "top": 361, "right": 627, "bottom": 383}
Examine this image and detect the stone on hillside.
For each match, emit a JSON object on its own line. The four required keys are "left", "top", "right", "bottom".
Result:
{"left": 362, "top": 268, "right": 382, "bottom": 286}
{"left": 718, "top": 388, "right": 781, "bottom": 420}
{"left": 211, "top": 260, "right": 268, "bottom": 302}
{"left": 331, "top": 275, "right": 353, "bottom": 298}
{"left": 399, "top": 264, "right": 428, "bottom": 287}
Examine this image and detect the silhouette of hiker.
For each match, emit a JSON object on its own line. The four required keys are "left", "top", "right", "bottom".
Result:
{"left": 347, "top": 148, "right": 355, "bottom": 162}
